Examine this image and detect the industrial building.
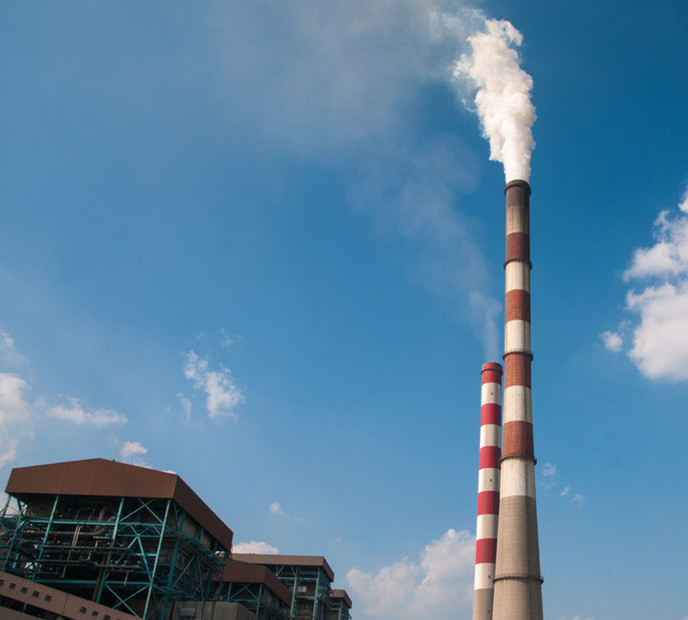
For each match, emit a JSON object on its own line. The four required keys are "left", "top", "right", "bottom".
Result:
{"left": 0, "top": 459, "right": 352, "bottom": 620}
{"left": 230, "top": 555, "right": 336, "bottom": 620}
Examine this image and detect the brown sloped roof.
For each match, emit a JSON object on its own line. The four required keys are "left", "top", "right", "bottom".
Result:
{"left": 231, "top": 553, "right": 335, "bottom": 582}
{"left": 222, "top": 559, "right": 292, "bottom": 606}
{"left": 5, "top": 458, "right": 233, "bottom": 551}
{"left": 330, "top": 589, "right": 352, "bottom": 608}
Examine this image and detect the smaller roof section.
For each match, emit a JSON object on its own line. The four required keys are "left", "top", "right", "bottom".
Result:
{"left": 231, "top": 553, "right": 335, "bottom": 582}
{"left": 5, "top": 458, "right": 233, "bottom": 551}
{"left": 222, "top": 559, "right": 292, "bottom": 607}
{"left": 330, "top": 590, "right": 352, "bottom": 609}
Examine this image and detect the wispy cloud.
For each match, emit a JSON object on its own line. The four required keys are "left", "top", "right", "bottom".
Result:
{"left": 347, "top": 529, "right": 474, "bottom": 620}
{"left": 47, "top": 398, "right": 127, "bottom": 427}
{"left": 0, "top": 373, "right": 34, "bottom": 469}
{"left": 201, "top": 1, "right": 501, "bottom": 358}
{"left": 220, "top": 329, "right": 241, "bottom": 350}
{"left": 349, "top": 136, "right": 499, "bottom": 359}
{"left": 232, "top": 540, "right": 280, "bottom": 554}
{"left": 539, "top": 464, "right": 584, "bottom": 505}
{"left": 183, "top": 351, "right": 245, "bottom": 419}
{"left": 0, "top": 331, "right": 28, "bottom": 366}
{"left": 177, "top": 393, "right": 192, "bottom": 420}
{"left": 542, "top": 462, "right": 557, "bottom": 477}
{"left": 605, "top": 182, "right": 688, "bottom": 381}
{"left": 599, "top": 330, "right": 623, "bottom": 352}
{"left": 269, "top": 501, "right": 288, "bottom": 518}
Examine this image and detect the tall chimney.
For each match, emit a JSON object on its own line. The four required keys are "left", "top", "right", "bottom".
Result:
{"left": 492, "top": 180, "right": 543, "bottom": 620}
{"left": 473, "top": 362, "right": 503, "bottom": 620}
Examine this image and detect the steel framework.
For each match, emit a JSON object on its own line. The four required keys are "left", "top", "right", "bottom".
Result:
{"left": 0, "top": 493, "right": 226, "bottom": 619}
{"left": 221, "top": 580, "right": 291, "bottom": 620}
{"left": 268, "top": 564, "right": 331, "bottom": 620}
{"left": 327, "top": 598, "right": 351, "bottom": 620}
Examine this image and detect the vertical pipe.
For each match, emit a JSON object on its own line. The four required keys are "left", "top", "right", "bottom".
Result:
{"left": 492, "top": 180, "right": 543, "bottom": 620}
{"left": 473, "top": 362, "right": 503, "bottom": 620}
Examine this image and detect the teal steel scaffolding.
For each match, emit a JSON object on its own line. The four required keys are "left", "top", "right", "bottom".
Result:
{"left": 0, "top": 493, "right": 226, "bottom": 619}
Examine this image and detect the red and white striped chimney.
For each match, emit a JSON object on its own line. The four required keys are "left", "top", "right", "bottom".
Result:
{"left": 492, "top": 180, "right": 543, "bottom": 620}
{"left": 473, "top": 362, "right": 503, "bottom": 620}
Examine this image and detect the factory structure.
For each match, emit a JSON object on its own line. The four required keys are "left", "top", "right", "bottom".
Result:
{"left": 0, "top": 458, "right": 352, "bottom": 620}
{"left": 473, "top": 181, "right": 544, "bottom": 620}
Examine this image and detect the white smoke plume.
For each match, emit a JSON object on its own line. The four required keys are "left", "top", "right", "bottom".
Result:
{"left": 454, "top": 18, "right": 536, "bottom": 182}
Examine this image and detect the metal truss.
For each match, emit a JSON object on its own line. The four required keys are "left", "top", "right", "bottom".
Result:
{"left": 221, "top": 580, "right": 291, "bottom": 620}
{"left": 267, "top": 564, "right": 332, "bottom": 620}
{"left": 0, "top": 494, "right": 226, "bottom": 619}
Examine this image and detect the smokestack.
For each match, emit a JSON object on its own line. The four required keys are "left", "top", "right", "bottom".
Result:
{"left": 473, "top": 362, "right": 503, "bottom": 620}
{"left": 492, "top": 180, "right": 543, "bottom": 620}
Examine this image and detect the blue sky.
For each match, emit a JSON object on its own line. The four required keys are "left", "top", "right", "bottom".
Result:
{"left": 1, "top": 2, "right": 688, "bottom": 619}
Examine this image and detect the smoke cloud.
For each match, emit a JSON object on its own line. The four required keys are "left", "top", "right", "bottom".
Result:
{"left": 454, "top": 19, "right": 536, "bottom": 182}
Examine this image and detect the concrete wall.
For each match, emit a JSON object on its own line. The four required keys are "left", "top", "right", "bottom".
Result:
{"left": 170, "top": 601, "right": 258, "bottom": 620}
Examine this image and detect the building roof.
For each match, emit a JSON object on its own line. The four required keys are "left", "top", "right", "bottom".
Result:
{"left": 330, "top": 589, "right": 352, "bottom": 609}
{"left": 222, "top": 559, "right": 292, "bottom": 606}
{"left": 5, "top": 458, "right": 233, "bottom": 551}
{"left": 231, "top": 554, "right": 335, "bottom": 582}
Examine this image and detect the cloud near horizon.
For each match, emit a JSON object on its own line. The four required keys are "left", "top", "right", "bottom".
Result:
{"left": 347, "top": 529, "right": 474, "bottom": 620}
{"left": 232, "top": 540, "right": 280, "bottom": 554}
{"left": 0, "top": 373, "right": 34, "bottom": 469}
{"left": 46, "top": 398, "right": 127, "bottom": 427}
{"left": 603, "top": 183, "right": 688, "bottom": 381}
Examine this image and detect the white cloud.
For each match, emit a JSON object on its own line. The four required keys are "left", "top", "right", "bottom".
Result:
{"left": 184, "top": 351, "right": 245, "bottom": 419}
{"left": 624, "top": 282, "right": 688, "bottom": 380}
{"left": 560, "top": 486, "right": 571, "bottom": 497}
{"left": 610, "top": 185, "right": 688, "bottom": 381}
{"left": 47, "top": 398, "right": 127, "bottom": 427}
{"left": 269, "top": 501, "right": 288, "bottom": 517}
{"left": 0, "top": 373, "right": 34, "bottom": 469}
{"left": 232, "top": 541, "right": 280, "bottom": 554}
{"left": 624, "top": 209, "right": 688, "bottom": 280}
{"left": 679, "top": 186, "right": 688, "bottom": 213}
{"left": 542, "top": 462, "right": 557, "bottom": 477}
{"left": 347, "top": 529, "right": 474, "bottom": 620}
{"left": 0, "top": 331, "right": 28, "bottom": 366}
{"left": 599, "top": 330, "right": 623, "bottom": 352}
{"left": 120, "top": 441, "right": 148, "bottom": 460}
